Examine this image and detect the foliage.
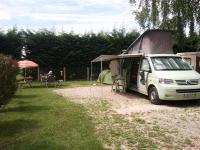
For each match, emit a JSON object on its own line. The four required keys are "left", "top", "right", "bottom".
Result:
{"left": 0, "top": 26, "right": 199, "bottom": 79}
{"left": 0, "top": 54, "right": 18, "bottom": 107}
{"left": 0, "top": 28, "right": 23, "bottom": 59}
{"left": 0, "top": 28, "right": 139, "bottom": 79}
{"left": 130, "top": 0, "right": 200, "bottom": 45}
{"left": 0, "top": 84, "right": 104, "bottom": 150}
{"left": 130, "top": 0, "right": 200, "bottom": 51}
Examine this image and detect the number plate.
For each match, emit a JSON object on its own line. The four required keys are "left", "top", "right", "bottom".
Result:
{"left": 183, "top": 93, "right": 196, "bottom": 98}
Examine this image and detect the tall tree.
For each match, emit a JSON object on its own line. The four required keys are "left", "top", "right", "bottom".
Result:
{"left": 130, "top": 0, "right": 200, "bottom": 36}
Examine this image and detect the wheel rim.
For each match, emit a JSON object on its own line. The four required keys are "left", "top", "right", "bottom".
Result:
{"left": 150, "top": 91, "right": 156, "bottom": 101}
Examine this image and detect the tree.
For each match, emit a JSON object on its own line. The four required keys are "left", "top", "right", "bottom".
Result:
{"left": 0, "top": 28, "right": 140, "bottom": 79}
{"left": 0, "top": 28, "right": 23, "bottom": 59}
{"left": 130, "top": 0, "right": 200, "bottom": 36}
{"left": 130, "top": 0, "right": 200, "bottom": 52}
{"left": 0, "top": 54, "right": 18, "bottom": 108}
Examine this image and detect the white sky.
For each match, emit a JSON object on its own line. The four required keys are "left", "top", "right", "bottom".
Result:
{"left": 0, "top": 0, "right": 140, "bottom": 34}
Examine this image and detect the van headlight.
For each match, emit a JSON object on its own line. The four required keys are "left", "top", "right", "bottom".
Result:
{"left": 159, "top": 78, "right": 174, "bottom": 84}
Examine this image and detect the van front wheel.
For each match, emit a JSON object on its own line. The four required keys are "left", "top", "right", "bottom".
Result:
{"left": 149, "top": 87, "right": 162, "bottom": 105}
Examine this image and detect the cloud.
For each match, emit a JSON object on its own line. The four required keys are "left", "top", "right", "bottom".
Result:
{"left": 0, "top": 0, "right": 139, "bottom": 33}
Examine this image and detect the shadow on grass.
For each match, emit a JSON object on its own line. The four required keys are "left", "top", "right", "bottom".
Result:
{"left": 1, "top": 105, "right": 49, "bottom": 113}
{"left": 0, "top": 119, "right": 39, "bottom": 137}
{"left": 18, "top": 85, "right": 46, "bottom": 89}
{"left": 28, "top": 140, "right": 67, "bottom": 150}
{"left": 14, "top": 94, "right": 38, "bottom": 99}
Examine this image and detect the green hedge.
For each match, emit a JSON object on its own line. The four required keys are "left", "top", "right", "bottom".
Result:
{"left": 0, "top": 54, "right": 18, "bottom": 107}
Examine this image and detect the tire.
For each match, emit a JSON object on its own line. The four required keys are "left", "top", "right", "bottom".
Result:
{"left": 148, "top": 86, "right": 162, "bottom": 105}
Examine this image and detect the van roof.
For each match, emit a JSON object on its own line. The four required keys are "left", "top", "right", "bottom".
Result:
{"left": 146, "top": 54, "right": 180, "bottom": 57}
{"left": 127, "top": 30, "right": 174, "bottom": 55}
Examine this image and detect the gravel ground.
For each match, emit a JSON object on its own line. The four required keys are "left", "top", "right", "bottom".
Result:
{"left": 54, "top": 85, "right": 200, "bottom": 149}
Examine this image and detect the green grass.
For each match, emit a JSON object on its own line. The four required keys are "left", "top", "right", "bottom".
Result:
{"left": 0, "top": 83, "right": 104, "bottom": 150}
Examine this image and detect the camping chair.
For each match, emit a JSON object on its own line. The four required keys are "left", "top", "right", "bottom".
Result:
{"left": 111, "top": 75, "right": 126, "bottom": 93}
{"left": 40, "top": 74, "right": 48, "bottom": 86}
{"left": 45, "top": 75, "right": 60, "bottom": 87}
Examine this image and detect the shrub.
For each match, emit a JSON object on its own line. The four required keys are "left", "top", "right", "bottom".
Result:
{"left": 0, "top": 54, "right": 18, "bottom": 108}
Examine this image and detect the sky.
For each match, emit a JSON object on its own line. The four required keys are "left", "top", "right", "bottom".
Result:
{"left": 0, "top": 0, "right": 140, "bottom": 34}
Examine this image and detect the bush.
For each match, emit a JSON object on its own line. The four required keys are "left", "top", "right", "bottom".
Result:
{"left": 0, "top": 54, "right": 18, "bottom": 108}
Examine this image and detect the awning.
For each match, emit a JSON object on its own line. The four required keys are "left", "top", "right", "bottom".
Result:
{"left": 91, "top": 55, "right": 119, "bottom": 62}
{"left": 91, "top": 53, "right": 144, "bottom": 63}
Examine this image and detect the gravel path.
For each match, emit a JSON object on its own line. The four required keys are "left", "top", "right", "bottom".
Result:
{"left": 54, "top": 85, "right": 180, "bottom": 114}
{"left": 54, "top": 85, "right": 200, "bottom": 149}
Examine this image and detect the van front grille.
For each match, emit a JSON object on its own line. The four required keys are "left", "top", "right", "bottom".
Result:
{"left": 176, "top": 79, "right": 198, "bottom": 85}
{"left": 176, "top": 89, "right": 200, "bottom": 93}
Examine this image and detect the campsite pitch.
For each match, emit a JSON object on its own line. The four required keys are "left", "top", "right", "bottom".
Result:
{"left": 54, "top": 86, "right": 200, "bottom": 149}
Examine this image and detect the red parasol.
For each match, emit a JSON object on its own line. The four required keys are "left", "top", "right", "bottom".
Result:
{"left": 17, "top": 60, "right": 39, "bottom": 68}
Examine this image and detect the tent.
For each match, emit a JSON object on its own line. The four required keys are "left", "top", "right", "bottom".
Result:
{"left": 97, "top": 69, "right": 113, "bottom": 84}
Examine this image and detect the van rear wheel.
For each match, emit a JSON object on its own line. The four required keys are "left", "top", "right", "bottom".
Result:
{"left": 149, "top": 87, "right": 162, "bottom": 105}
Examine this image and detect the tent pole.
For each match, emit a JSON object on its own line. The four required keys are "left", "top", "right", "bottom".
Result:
{"left": 90, "top": 62, "right": 93, "bottom": 81}
{"left": 87, "top": 67, "right": 89, "bottom": 80}
{"left": 101, "top": 58, "right": 103, "bottom": 98}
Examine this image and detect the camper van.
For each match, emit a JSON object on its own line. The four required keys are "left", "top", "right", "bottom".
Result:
{"left": 122, "top": 30, "right": 200, "bottom": 104}
{"left": 123, "top": 54, "right": 200, "bottom": 104}
{"left": 92, "top": 30, "right": 200, "bottom": 104}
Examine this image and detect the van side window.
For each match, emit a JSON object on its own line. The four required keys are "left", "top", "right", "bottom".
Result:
{"left": 141, "top": 59, "right": 150, "bottom": 71}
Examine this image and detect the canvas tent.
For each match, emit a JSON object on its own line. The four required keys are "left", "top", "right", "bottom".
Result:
{"left": 97, "top": 69, "right": 113, "bottom": 84}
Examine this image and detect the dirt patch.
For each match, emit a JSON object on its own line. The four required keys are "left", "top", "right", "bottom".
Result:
{"left": 54, "top": 85, "right": 200, "bottom": 149}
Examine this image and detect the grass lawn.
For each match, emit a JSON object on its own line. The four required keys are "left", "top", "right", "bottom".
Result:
{"left": 0, "top": 81, "right": 104, "bottom": 150}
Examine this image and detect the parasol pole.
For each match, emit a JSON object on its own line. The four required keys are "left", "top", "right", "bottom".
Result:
{"left": 37, "top": 67, "right": 40, "bottom": 81}
{"left": 25, "top": 68, "right": 27, "bottom": 78}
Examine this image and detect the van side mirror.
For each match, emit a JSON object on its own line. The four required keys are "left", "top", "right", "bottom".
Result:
{"left": 142, "top": 65, "right": 151, "bottom": 72}
{"left": 139, "top": 70, "right": 144, "bottom": 76}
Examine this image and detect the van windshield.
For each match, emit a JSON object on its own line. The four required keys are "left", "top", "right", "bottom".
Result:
{"left": 151, "top": 57, "right": 192, "bottom": 71}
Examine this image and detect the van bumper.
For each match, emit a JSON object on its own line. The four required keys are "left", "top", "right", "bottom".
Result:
{"left": 157, "top": 84, "right": 200, "bottom": 100}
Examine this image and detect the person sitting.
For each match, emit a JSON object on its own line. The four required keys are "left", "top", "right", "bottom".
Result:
{"left": 47, "top": 70, "right": 57, "bottom": 82}
{"left": 47, "top": 70, "right": 53, "bottom": 77}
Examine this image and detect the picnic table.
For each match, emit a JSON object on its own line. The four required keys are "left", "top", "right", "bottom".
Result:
{"left": 18, "top": 76, "right": 33, "bottom": 87}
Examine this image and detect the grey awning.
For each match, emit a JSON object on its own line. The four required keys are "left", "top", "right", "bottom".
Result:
{"left": 91, "top": 55, "right": 119, "bottom": 62}
{"left": 91, "top": 54, "right": 144, "bottom": 63}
